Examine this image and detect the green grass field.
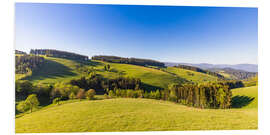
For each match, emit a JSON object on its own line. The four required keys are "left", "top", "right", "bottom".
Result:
{"left": 231, "top": 86, "right": 258, "bottom": 109}
{"left": 15, "top": 86, "right": 258, "bottom": 133}
{"left": 16, "top": 56, "right": 219, "bottom": 88}
{"left": 165, "top": 67, "right": 219, "bottom": 83}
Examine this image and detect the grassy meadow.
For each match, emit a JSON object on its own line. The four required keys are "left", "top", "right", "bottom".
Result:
{"left": 15, "top": 55, "right": 258, "bottom": 133}
{"left": 15, "top": 86, "right": 258, "bottom": 133}
{"left": 17, "top": 56, "right": 219, "bottom": 88}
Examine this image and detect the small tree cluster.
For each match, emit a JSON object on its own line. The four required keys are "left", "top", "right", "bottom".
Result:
{"left": 76, "top": 89, "right": 85, "bottom": 100}
{"left": 107, "top": 89, "right": 144, "bottom": 98}
{"left": 16, "top": 94, "right": 40, "bottom": 113}
{"left": 85, "top": 89, "right": 96, "bottom": 100}
{"left": 51, "top": 82, "right": 80, "bottom": 100}
{"left": 104, "top": 64, "right": 110, "bottom": 71}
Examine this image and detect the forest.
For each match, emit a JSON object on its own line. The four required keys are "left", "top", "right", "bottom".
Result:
{"left": 15, "top": 50, "right": 26, "bottom": 54}
{"left": 15, "top": 55, "right": 45, "bottom": 74}
{"left": 30, "top": 49, "right": 89, "bottom": 61}
{"left": 92, "top": 55, "right": 165, "bottom": 67}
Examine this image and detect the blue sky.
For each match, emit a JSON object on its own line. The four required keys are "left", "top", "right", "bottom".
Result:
{"left": 15, "top": 3, "right": 258, "bottom": 64}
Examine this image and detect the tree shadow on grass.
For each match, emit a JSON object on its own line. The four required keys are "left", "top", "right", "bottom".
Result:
{"left": 23, "top": 59, "right": 77, "bottom": 81}
{"left": 141, "top": 83, "right": 163, "bottom": 92}
{"left": 231, "top": 95, "right": 255, "bottom": 108}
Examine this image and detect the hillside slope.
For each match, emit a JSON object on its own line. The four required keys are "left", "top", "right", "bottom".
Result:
{"left": 231, "top": 86, "right": 258, "bottom": 109}
{"left": 17, "top": 56, "right": 220, "bottom": 89}
{"left": 15, "top": 94, "right": 257, "bottom": 132}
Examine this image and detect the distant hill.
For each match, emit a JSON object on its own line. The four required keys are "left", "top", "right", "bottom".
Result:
{"left": 15, "top": 50, "right": 26, "bottom": 54}
{"left": 208, "top": 67, "right": 258, "bottom": 80}
{"left": 165, "top": 62, "right": 258, "bottom": 72}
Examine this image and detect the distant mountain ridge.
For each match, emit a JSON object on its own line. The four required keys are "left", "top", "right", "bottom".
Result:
{"left": 165, "top": 62, "right": 258, "bottom": 72}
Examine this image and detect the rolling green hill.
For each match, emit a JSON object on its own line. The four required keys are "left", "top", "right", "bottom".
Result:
{"left": 16, "top": 56, "right": 220, "bottom": 89}
{"left": 164, "top": 67, "right": 219, "bottom": 83}
{"left": 15, "top": 86, "right": 258, "bottom": 133}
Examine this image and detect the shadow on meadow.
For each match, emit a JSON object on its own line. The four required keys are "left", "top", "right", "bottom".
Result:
{"left": 231, "top": 95, "right": 255, "bottom": 108}
{"left": 23, "top": 59, "right": 77, "bottom": 81}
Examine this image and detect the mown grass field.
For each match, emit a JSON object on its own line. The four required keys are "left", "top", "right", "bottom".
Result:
{"left": 15, "top": 86, "right": 258, "bottom": 133}
{"left": 165, "top": 67, "right": 219, "bottom": 83}
{"left": 16, "top": 56, "right": 219, "bottom": 88}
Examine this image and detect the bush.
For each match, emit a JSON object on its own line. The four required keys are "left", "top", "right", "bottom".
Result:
{"left": 16, "top": 101, "right": 30, "bottom": 113}
{"left": 85, "top": 89, "right": 96, "bottom": 100}
{"left": 115, "top": 89, "right": 121, "bottom": 97}
{"left": 126, "top": 90, "right": 134, "bottom": 98}
{"left": 53, "top": 82, "right": 80, "bottom": 99}
{"left": 168, "top": 91, "right": 177, "bottom": 102}
{"left": 25, "top": 94, "right": 40, "bottom": 113}
{"left": 143, "top": 91, "right": 150, "bottom": 98}
{"left": 53, "top": 97, "right": 61, "bottom": 105}
{"left": 120, "top": 90, "right": 127, "bottom": 97}
{"left": 69, "top": 92, "right": 76, "bottom": 100}
{"left": 154, "top": 90, "right": 161, "bottom": 99}
{"left": 108, "top": 90, "right": 115, "bottom": 98}
{"left": 136, "top": 90, "right": 144, "bottom": 98}
{"left": 76, "top": 89, "right": 85, "bottom": 100}
{"left": 104, "top": 93, "right": 109, "bottom": 99}
{"left": 149, "top": 91, "right": 156, "bottom": 99}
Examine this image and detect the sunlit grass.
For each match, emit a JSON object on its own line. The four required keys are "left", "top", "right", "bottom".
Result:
{"left": 15, "top": 86, "right": 258, "bottom": 133}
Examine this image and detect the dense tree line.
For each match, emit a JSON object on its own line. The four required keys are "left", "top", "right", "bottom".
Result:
{"left": 70, "top": 75, "right": 142, "bottom": 94}
{"left": 15, "top": 80, "right": 53, "bottom": 105}
{"left": 165, "top": 83, "right": 232, "bottom": 109}
{"left": 30, "top": 49, "right": 89, "bottom": 61}
{"left": 175, "top": 64, "right": 225, "bottom": 79}
{"left": 15, "top": 50, "right": 26, "bottom": 54}
{"left": 15, "top": 55, "right": 45, "bottom": 74}
{"left": 92, "top": 55, "right": 165, "bottom": 67}
{"left": 106, "top": 81, "right": 244, "bottom": 109}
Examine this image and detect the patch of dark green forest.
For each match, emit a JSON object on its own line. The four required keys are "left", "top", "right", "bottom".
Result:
{"left": 15, "top": 50, "right": 26, "bottom": 54}
{"left": 92, "top": 55, "right": 165, "bottom": 67}
{"left": 30, "top": 49, "right": 89, "bottom": 61}
{"left": 15, "top": 55, "right": 45, "bottom": 74}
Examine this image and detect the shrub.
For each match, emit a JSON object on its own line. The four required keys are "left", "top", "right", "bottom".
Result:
{"left": 69, "top": 92, "right": 76, "bottom": 100}
{"left": 108, "top": 90, "right": 115, "bottom": 98}
{"left": 115, "top": 89, "right": 121, "bottom": 97}
{"left": 143, "top": 91, "right": 150, "bottom": 98}
{"left": 16, "top": 101, "right": 30, "bottom": 113}
{"left": 25, "top": 94, "right": 40, "bottom": 113}
{"left": 168, "top": 91, "right": 177, "bottom": 102}
{"left": 154, "top": 90, "right": 161, "bottom": 99}
{"left": 76, "top": 89, "right": 85, "bottom": 100}
{"left": 149, "top": 91, "right": 156, "bottom": 99}
{"left": 126, "top": 90, "right": 134, "bottom": 98}
{"left": 85, "top": 89, "right": 96, "bottom": 100}
{"left": 136, "top": 90, "right": 144, "bottom": 98}
{"left": 53, "top": 97, "right": 61, "bottom": 105}
{"left": 104, "top": 93, "right": 109, "bottom": 99}
{"left": 120, "top": 90, "right": 127, "bottom": 97}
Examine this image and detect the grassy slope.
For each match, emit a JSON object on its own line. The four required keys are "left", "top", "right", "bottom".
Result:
{"left": 15, "top": 86, "right": 258, "bottom": 133}
{"left": 217, "top": 71, "right": 238, "bottom": 80}
{"left": 165, "top": 67, "right": 218, "bottom": 83}
{"left": 231, "top": 86, "right": 258, "bottom": 109}
{"left": 16, "top": 56, "right": 219, "bottom": 88}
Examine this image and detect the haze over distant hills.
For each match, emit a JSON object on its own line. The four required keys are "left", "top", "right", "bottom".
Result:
{"left": 164, "top": 62, "right": 258, "bottom": 73}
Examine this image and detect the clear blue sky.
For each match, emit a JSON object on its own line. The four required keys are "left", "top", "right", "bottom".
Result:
{"left": 15, "top": 3, "right": 258, "bottom": 64}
